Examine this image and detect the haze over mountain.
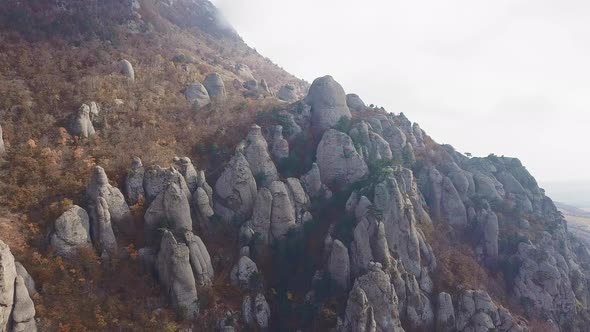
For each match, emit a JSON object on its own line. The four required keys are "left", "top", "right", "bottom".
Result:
{"left": 213, "top": 0, "right": 590, "bottom": 188}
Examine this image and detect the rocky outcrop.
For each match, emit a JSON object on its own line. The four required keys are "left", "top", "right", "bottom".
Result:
{"left": 185, "top": 82, "right": 211, "bottom": 109}
{"left": 70, "top": 104, "right": 96, "bottom": 138}
{"left": 277, "top": 84, "right": 297, "bottom": 102}
{"left": 90, "top": 197, "right": 118, "bottom": 258}
{"left": 346, "top": 93, "right": 366, "bottom": 112}
{"left": 156, "top": 231, "right": 199, "bottom": 318}
{"left": 0, "top": 123, "right": 6, "bottom": 156}
{"left": 326, "top": 238, "right": 351, "bottom": 290}
{"left": 422, "top": 167, "right": 467, "bottom": 226}
{"left": 306, "top": 76, "right": 351, "bottom": 134}
{"left": 144, "top": 182, "right": 193, "bottom": 246}
{"left": 316, "top": 129, "right": 368, "bottom": 186}
{"left": 14, "top": 263, "right": 36, "bottom": 297}
{"left": 478, "top": 203, "right": 499, "bottom": 259}
{"left": 143, "top": 165, "right": 191, "bottom": 204}
{"left": 342, "top": 285, "right": 377, "bottom": 332}
{"left": 125, "top": 157, "right": 145, "bottom": 205}
{"left": 301, "top": 163, "right": 331, "bottom": 199}
{"left": 436, "top": 292, "right": 455, "bottom": 332}
{"left": 183, "top": 231, "right": 214, "bottom": 287}
{"left": 230, "top": 256, "right": 259, "bottom": 290}
{"left": 455, "top": 289, "right": 527, "bottom": 332}
{"left": 242, "top": 293, "right": 270, "bottom": 330}
{"left": 349, "top": 122, "right": 393, "bottom": 164}
{"left": 269, "top": 181, "right": 296, "bottom": 241}
{"left": 86, "top": 166, "right": 131, "bottom": 228}
{"left": 0, "top": 241, "right": 17, "bottom": 332}
{"left": 246, "top": 188, "right": 272, "bottom": 244}
{"left": 11, "top": 276, "right": 37, "bottom": 332}
{"left": 214, "top": 152, "right": 258, "bottom": 223}
{"left": 193, "top": 187, "right": 214, "bottom": 225}
{"left": 235, "top": 64, "right": 255, "bottom": 81}
{"left": 50, "top": 205, "right": 91, "bottom": 258}
{"left": 346, "top": 263, "right": 404, "bottom": 332}
{"left": 243, "top": 124, "right": 278, "bottom": 187}
{"left": 203, "top": 73, "right": 227, "bottom": 102}
{"left": 0, "top": 241, "right": 37, "bottom": 332}
{"left": 119, "top": 59, "right": 135, "bottom": 81}
{"left": 173, "top": 157, "right": 199, "bottom": 194}
{"left": 269, "top": 125, "right": 289, "bottom": 162}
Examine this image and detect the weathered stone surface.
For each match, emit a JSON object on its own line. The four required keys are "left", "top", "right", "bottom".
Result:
{"left": 90, "top": 197, "right": 118, "bottom": 257}
{"left": 0, "top": 123, "right": 5, "bottom": 156}
{"left": 214, "top": 152, "right": 258, "bottom": 223}
{"left": 260, "top": 79, "right": 271, "bottom": 94}
{"left": 173, "top": 157, "right": 199, "bottom": 194}
{"left": 125, "top": 157, "right": 145, "bottom": 205}
{"left": 193, "top": 187, "right": 214, "bottom": 222}
{"left": 349, "top": 263, "right": 404, "bottom": 332}
{"left": 11, "top": 276, "right": 37, "bottom": 332}
{"left": 346, "top": 93, "right": 366, "bottom": 111}
{"left": 327, "top": 239, "right": 351, "bottom": 290}
{"left": 203, "top": 73, "right": 227, "bottom": 102}
{"left": 269, "top": 125, "right": 289, "bottom": 162}
{"left": 144, "top": 182, "right": 193, "bottom": 246}
{"left": 184, "top": 82, "right": 211, "bottom": 109}
{"left": 317, "top": 129, "right": 368, "bottom": 186}
{"left": 0, "top": 241, "right": 16, "bottom": 332}
{"left": 230, "top": 256, "right": 258, "bottom": 289}
{"left": 301, "top": 163, "right": 331, "bottom": 199}
{"left": 269, "top": 181, "right": 296, "bottom": 241}
{"left": 184, "top": 231, "right": 214, "bottom": 287}
{"left": 87, "top": 166, "right": 131, "bottom": 228}
{"left": 342, "top": 285, "right": 377, "bottom": 332}
{"left": 455, "top": 289, "right": 527, "bottom": 332}
{"left": 436, "top": 292, "right": 455, "bottom": 332}
{"left": 441, "top": 177, "right": 467, "bottom": 226}
{"left": 247, "top": 188, "right": 273, "bottom": 244}
{"left": 243, "top": 124, "right": 278, "bottom": 187}
{"left": 479, "top": 204, "right": 499, "bottom": 259}
{"left": 51, "top": 206, "right": 91, "bottom": 258}
{"left": 242, "top": 293, "right": 270, "bottom": 330}
{"left": 349, "top": 122, "right": 392, "bottom": 164}
{"left": 305, "top": 76, "right": 352, "bottom": 134}
{"left": 235, "top": 64, "right": 255, "bottom": 81}
{"left": 197, "top": 170, "right": 214, "bottom": 202}
{"left": 14, "top": 262, "right": 36, "bottom": 297}
{"left": 143, "top": 165, "right": 191, "bottom": 204}
{"left": 156, "top": 231, "right": 199, "bottom": 318}
{"left": 119, "top": 59, "right": 135, "bottom": 81}
{"left": 70, "top": 104, "right": 96, "bottom": 138}
{"left": 277, "top": 84, "right": 297, "bottom": 102}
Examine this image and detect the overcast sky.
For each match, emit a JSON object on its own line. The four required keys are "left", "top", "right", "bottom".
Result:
{"left": 212, "top": 0, "right": 590, "bottom": 191}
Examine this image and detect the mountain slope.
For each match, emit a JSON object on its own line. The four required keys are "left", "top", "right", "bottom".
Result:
{"left": 0, "top": 1, "right": 589, "bottom": 332}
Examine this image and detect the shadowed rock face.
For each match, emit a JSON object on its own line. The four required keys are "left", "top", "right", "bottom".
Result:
{"left": 50, "top": 206, "right": 91, "bottom": 258}
{"left": 0, "top": 123, "right": 6, "bottom": 156}
{"left": 0, "top": 240, "right": 17, "bottom": 331}
{"left": 87, "top": 166, "right": 132, "bottom": 229}
{"left": 214, "top": 152, "right": 258, "bottom": 223}
{"left": 185, "top": 82, "right": 211, "bottom": 109}
{"left": 305, "top": 75, "right": 351, "bottom": 134}
{"left": 346, "top": 93, "right": 366, "bottom": 111}
{"left": 144, "top": 182, "right": 193, "bottom": 246}
{"left": 119, "top": 59, "right": 135, "bottom": 81}
{"left": 70, "top": 104, "right": 96, "bottom": 138}
{"left": 243, "top": 124, "right": 278, "bottom": 187}
{"left": 277, "top": 84, "right": 297, "bottom": 102}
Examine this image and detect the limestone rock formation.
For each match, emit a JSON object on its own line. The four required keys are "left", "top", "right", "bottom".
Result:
{"left": 342, "top": 285, "right": 377, "bottom": 332}
{"left": 87, "top": 166, "right": 131, "bottom": 228}
{"left": 0, "top": 123, "right": 6, "bottom": 156}
{"left": 119, "top": 59, "right": 135, "bottom": 81}
{"left": 269, "top": 181, "right": 296, "bottom": 241}
{"left": 70, "top": 104, "right": 96, "bottom": 138}
{"left": 455, "top": 289, "right": 527, "bottom": 332}
{"left": 246, "top": 188, "right": 272, "bottom": 244}
{"left": 347, "top": 263, "right": 404, "bottom": 332}
{"left": 50, "top": 205, "right": 91, "bottom": 258}
{"left": 90, "top": 197, "right": 118, "bottom": 257}
{"left": 143, "top": 165, "right": 191, "bottom": 204}
{"left": 11, "top": 276, "right": 37, "bottom": 332}
{"left": 14, "top": 262, "right": 36, "bottom": 297}
{"left": 277, "top": 84, "right": 297, "bottom": 102}
{"left": 305, "top": 75, "right": 352, "bottom": 134}
{"left": 125, "top": 157, "right": 145, "bottom": 205}
{"left": 214, "top": 152, "right": 258, "bottom": 223}
{"left": 193, "top": 187, "right": 214, "bottom": 224}
{"left": 230, "top": 256, "right": 259, "bottom": 289}
{"left": 156, "top": 231, "right": 199, "bottom": 318}
{"left": 235, "top": 64, "right": 255, "bottom": 81}
{"left": 144, "top": 182, "right": 193, "bottom": 246}
{"left": 185, "top": 82, "right": 211, "bottom": 109}
{"left": 269, "top": 125, "right": 289, "bottom": 162}
{"left": 0, "top": 241, "right": 16, "bottom": 332}
{"left": 242, "top": 293, "right": 271, "bottom": 330}
{"left": 316, "top": 129, "right": 368, "bottom": 186}
{"left": 173, "top": 157, "right": 199, "bottom": 194}
{"left": 436, "top": 292, "right": 455, "bottom": 332}
{"left": 243, "top": 124, "right": 278, "bottom": 187}
{"left": 203, "top": 73, "right": 227, "bottom": 102}
{"left": 326, "top": 238, "right": 350, "bottom": 290}
{"left": 346, "top": 93, "right": 366, "bottom": 112}
{"left": 349, "top": 121, "right": 393, "bottom": 164}
{"left": 301, "top": 163, "right": 331, "bottom": 199}
{"left": 183, "top": 231, "right": 214, "bottom": 287}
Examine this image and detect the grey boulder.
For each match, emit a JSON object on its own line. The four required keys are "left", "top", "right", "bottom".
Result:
{"left": 50, "top": 206, "right": 91, "bottom": 258}
{"left": 305, "top": 75, "right": 352, "bottom": 134}
{"left": 185, "top": 82, "right": 211, "bottom": 109}
{"left": 203, "top": 73, "right": 227, "bottom": 102}
{"left": 316, "top": 129, "right": 368, "bottom": 186}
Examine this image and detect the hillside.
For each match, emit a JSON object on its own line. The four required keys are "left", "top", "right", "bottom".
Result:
{"left": 1, "top": 1, "right": 590, "bottom": 332}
